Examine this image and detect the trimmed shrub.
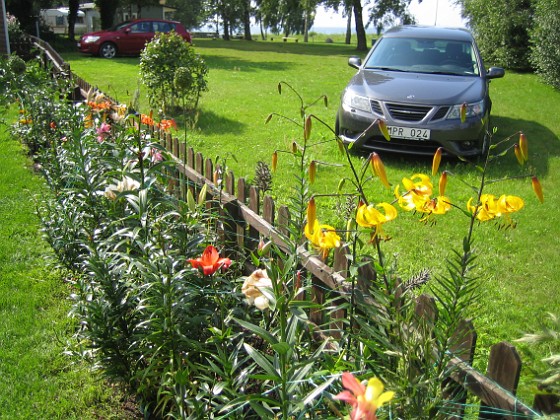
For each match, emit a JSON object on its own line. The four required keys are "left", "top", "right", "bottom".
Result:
{"left": 139, "top": 32, "right": 208, "bottom": 114}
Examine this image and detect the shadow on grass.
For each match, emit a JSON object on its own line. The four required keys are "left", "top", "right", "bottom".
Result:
{"left": 194, "top": 38, "right": 362, "bottom": 58}
{"left": 203, "top": 55, "right": 294, "bottom": 72}
{"left": 169, "top": 109, "right": 246, "bottom": 136}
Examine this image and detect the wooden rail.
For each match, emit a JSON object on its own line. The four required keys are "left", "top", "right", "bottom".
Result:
{"left": 28, "top": 37, "right": 559, "bottom": 419}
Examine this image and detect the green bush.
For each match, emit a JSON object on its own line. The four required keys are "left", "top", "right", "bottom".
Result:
{"left": 530, "top": 0, "right": 560, "bottom": 89}
{"left": 139, "top": 32, "right": 208, "bottom": 115}
{"left": 462, "top": 0, "right": 533, "bottom": 70}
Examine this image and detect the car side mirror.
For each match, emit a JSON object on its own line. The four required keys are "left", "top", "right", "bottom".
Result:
{"left": 124, "top": 28, "right": 131, "bottom": 34}
{"left": 486, "top": 67, "right": 505, "bottom": 79}
{"left": 348, "top": 56, "right": 362, "bottom": 69}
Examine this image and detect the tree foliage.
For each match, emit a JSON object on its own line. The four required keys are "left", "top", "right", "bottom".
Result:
{"left": 530, "top": 0, "right": 560, "bottom": 89}
{"left": 459, "top": 0, "right": 533, "bottom": 70}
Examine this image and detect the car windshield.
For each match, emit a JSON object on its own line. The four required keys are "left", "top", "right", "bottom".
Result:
{"left": 364, "top": 37, "right": 480, "bottom": 76}
{"left": 111, "top": 21, "right": 132, "bottom": 31}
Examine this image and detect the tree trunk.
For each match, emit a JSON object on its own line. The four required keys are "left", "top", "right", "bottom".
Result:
{"left": 67, "top": 0, "right": 79, "bottom": 41}
{"left": 243, "top": 0, "right": 252, "bottom": 40}
{"left": 352, "top": 0, "right": 367, "bottom": 51}
{"left": 222, "top": 13, "right": 230, "bottom": 40}
{"left": 99, "top": 0, "right": 119, "bottom": 30}
{"left": 345, "top": 5, "right": 352, "bottom": 45}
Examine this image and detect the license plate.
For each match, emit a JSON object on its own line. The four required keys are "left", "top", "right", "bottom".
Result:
{"left": 387, "top": 126, "right": 430, "bottom": 140}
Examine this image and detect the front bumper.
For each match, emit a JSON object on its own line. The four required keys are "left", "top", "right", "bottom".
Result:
{"left": 336, "top": 102, "right": 487, "bottom": 157}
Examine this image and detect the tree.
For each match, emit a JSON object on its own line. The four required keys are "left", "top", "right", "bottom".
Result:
{"left": 6, "top": 0, "right": 52, "bottom": 33}
{"left": 168, "top": 0, "right": 209, "bottom": 29}
{"left": 458, "top": 0, "right": 533, "bottom": 70}
{"left": 321, "top": 0, "right": 418, "bottom": 51}
{"left": 530, "top": 0, "right": 560, "bottom": 89}
{"left": 95, "top": 0, "right": 120, "bottom": 29}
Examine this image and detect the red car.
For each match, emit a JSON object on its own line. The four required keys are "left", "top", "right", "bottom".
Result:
{"left": 78, "top": 18, "right": 191, "bottom": 58}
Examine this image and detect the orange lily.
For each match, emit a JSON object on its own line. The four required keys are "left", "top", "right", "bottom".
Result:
{"left": 188, "top": 245, "right": 232, "bottom": 276}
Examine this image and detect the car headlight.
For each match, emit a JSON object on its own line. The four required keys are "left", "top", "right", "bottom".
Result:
{"left": 82, "top": 36, "right": 101, "bottom": 44}
{"left": 447, "top": 99, "right": 485, "bottom": 120}
{"left": 343, "top": 91, "right": 372, "bottom": 113}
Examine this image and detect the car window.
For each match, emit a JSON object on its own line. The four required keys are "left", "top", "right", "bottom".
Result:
{"left": 153, "top": 22, "right": 174, "bottom": 33}
{"left": 129, "top": 22, "right": 153, "bottom": 33}
{"left": 365, "top": 37, "right": 479, "bottom": 76}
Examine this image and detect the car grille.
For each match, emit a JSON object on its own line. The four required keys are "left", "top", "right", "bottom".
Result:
{"left": 386, "top": 103, "right": 431, "bottom": 122}
{"left": 370, "top": 100, "right": 383, "bottom": 115}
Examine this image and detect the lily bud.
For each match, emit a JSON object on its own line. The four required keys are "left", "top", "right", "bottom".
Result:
{"left": 309, "top": 160, "right": 317, "bottom": 184}
{"left": 186, "top": 189, "right": 196, "bottom": 212}
{"left": 292, "top": 141, "right": 299, "bottom": 154}
{"left": 213, "top": 170, "right": 220, "bottom": 185}
{"left": 439, "top": 171, "right": 448, "bottom": 196}
{"left": 371, "top": 152, "right": 390, "bottom": 189}
{"left": 532, "top": 176, "right": 544, "bottom": 203}
{"left": 295, "top": 270, "right": 302, "bottom": 291}
{"left": 277, "top": 82, "right": 282, "bottom": 94}
{"left": 307, "top": 197, "right": 316, "bottom": 227}
{"left": 346, "top": 217, "right": 355, "bottom": 242}
{"left": 337, "top": 138, "right": 345, "bottom": 154}
{"left": 258, "top": 238, "right": 272, "bottom": 256}
{"left": 304, "top": 115, "right": 312, "bottom": 141}
{"left": 265, "top": 113, "right": 273, "bottom": 124}
{"left": 198, "top": 183, "right": 208, "bottom": 206}
{"left": 377, "top": 119, "right": 390, "bottom": 141}
{"left": 519, "top": 132, "right": 529, "bottom": 162}
{"left": 460, "top": 103, "right": 467, "bottom": 123}
{"left": 271, "top": 151, "right": 278, "bottom": 172}
{"left": 514, "top": 144, "right": 525, "bottom": 166}
{"left": 337, "top": 178, "right": 346, "bottom": 193}
{"left": 432, "top": 147, "right": 443, "bottom": 176}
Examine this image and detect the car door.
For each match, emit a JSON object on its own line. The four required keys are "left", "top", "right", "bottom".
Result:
{"left": 119, "top": 21, "right": 154, "bottom": 54}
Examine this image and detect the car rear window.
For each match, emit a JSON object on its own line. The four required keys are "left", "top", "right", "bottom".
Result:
{"left": 366, "top": 37, "right": 479, "bottom": 76}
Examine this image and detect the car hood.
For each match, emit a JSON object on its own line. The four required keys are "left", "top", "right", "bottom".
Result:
{"left": 349, "top": 69, "right": 486, "bottom": 104}
{"left": 81, "top": 29, "right": 115, "bottom": 38}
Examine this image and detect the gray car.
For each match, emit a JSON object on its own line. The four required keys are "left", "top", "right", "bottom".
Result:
{"left": 336, "top": 26, "right": 505, "bottom": 157}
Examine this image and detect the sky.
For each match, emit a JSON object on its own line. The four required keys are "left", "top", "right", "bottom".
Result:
{"left": 314, "top": 0, "right": 467, "bottom": 29}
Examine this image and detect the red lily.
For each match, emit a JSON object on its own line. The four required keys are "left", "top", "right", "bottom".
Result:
{"left": 188, "top": 245, "right": 232, "bottom": 276}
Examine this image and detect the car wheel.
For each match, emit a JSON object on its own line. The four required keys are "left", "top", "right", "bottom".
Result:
{"left": 99, "top": 42, "right": 117, "bottom": 59}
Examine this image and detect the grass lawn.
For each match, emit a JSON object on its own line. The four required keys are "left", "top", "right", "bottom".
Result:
{"left": 0, "top": 110, "right": 137, "bottom": 418}
{"left": 61, "top": 38, "right": 559, "bottom": 402}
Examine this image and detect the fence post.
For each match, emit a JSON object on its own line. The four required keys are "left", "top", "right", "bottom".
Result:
{"left": 247, "top": 186, "right": 260, "bottom": 251}
{"left": 443, "top": 319, "right": 477, "bottom": 419}
{"left": 236, "top": 178, "right": 247, "bottom": 251}
{"left": 330, "top": 244, "right": 349, "bottom": 339}
{"left": 478, "top": 342, "right": 522, "bottom": 419}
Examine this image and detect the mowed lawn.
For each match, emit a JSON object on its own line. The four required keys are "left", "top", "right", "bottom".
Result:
{"left": 61, "top": 38, "right": 558, "bottom": 399}
{"left": 0, "top": 110, "right": 137, "bottom": 418}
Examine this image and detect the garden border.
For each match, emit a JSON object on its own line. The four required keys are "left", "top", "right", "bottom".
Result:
{"left": 28, "top": 35, "right": 558, "bottom": 419}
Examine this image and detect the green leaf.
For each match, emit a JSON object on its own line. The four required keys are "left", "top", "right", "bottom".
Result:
{"left": 271, "top": 342, "right": 291, "bottom": 356}
{"left": 243, "top": 343, "right": 280, "bottom": 381}
{"left": 233, "top": 318, "right": 278, "bottom": 345}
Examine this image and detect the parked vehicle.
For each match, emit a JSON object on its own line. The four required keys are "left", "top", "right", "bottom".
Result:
{"left": 336, "top": 26, "right": 505, "bottom": 157}
{"left": 77, "top": 18, "right": 191, "bottom": 59}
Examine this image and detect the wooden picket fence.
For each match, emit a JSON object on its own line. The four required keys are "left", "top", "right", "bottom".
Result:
{"left": 27, "top": 35, "right": 560, "bottom": 419}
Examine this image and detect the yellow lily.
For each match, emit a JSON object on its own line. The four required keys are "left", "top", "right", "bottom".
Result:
{"left": 304, "top": 219, "right": 341, "bottom": 259}
{"left": 356, "top": 202, "right": 397, "bottom": 239}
